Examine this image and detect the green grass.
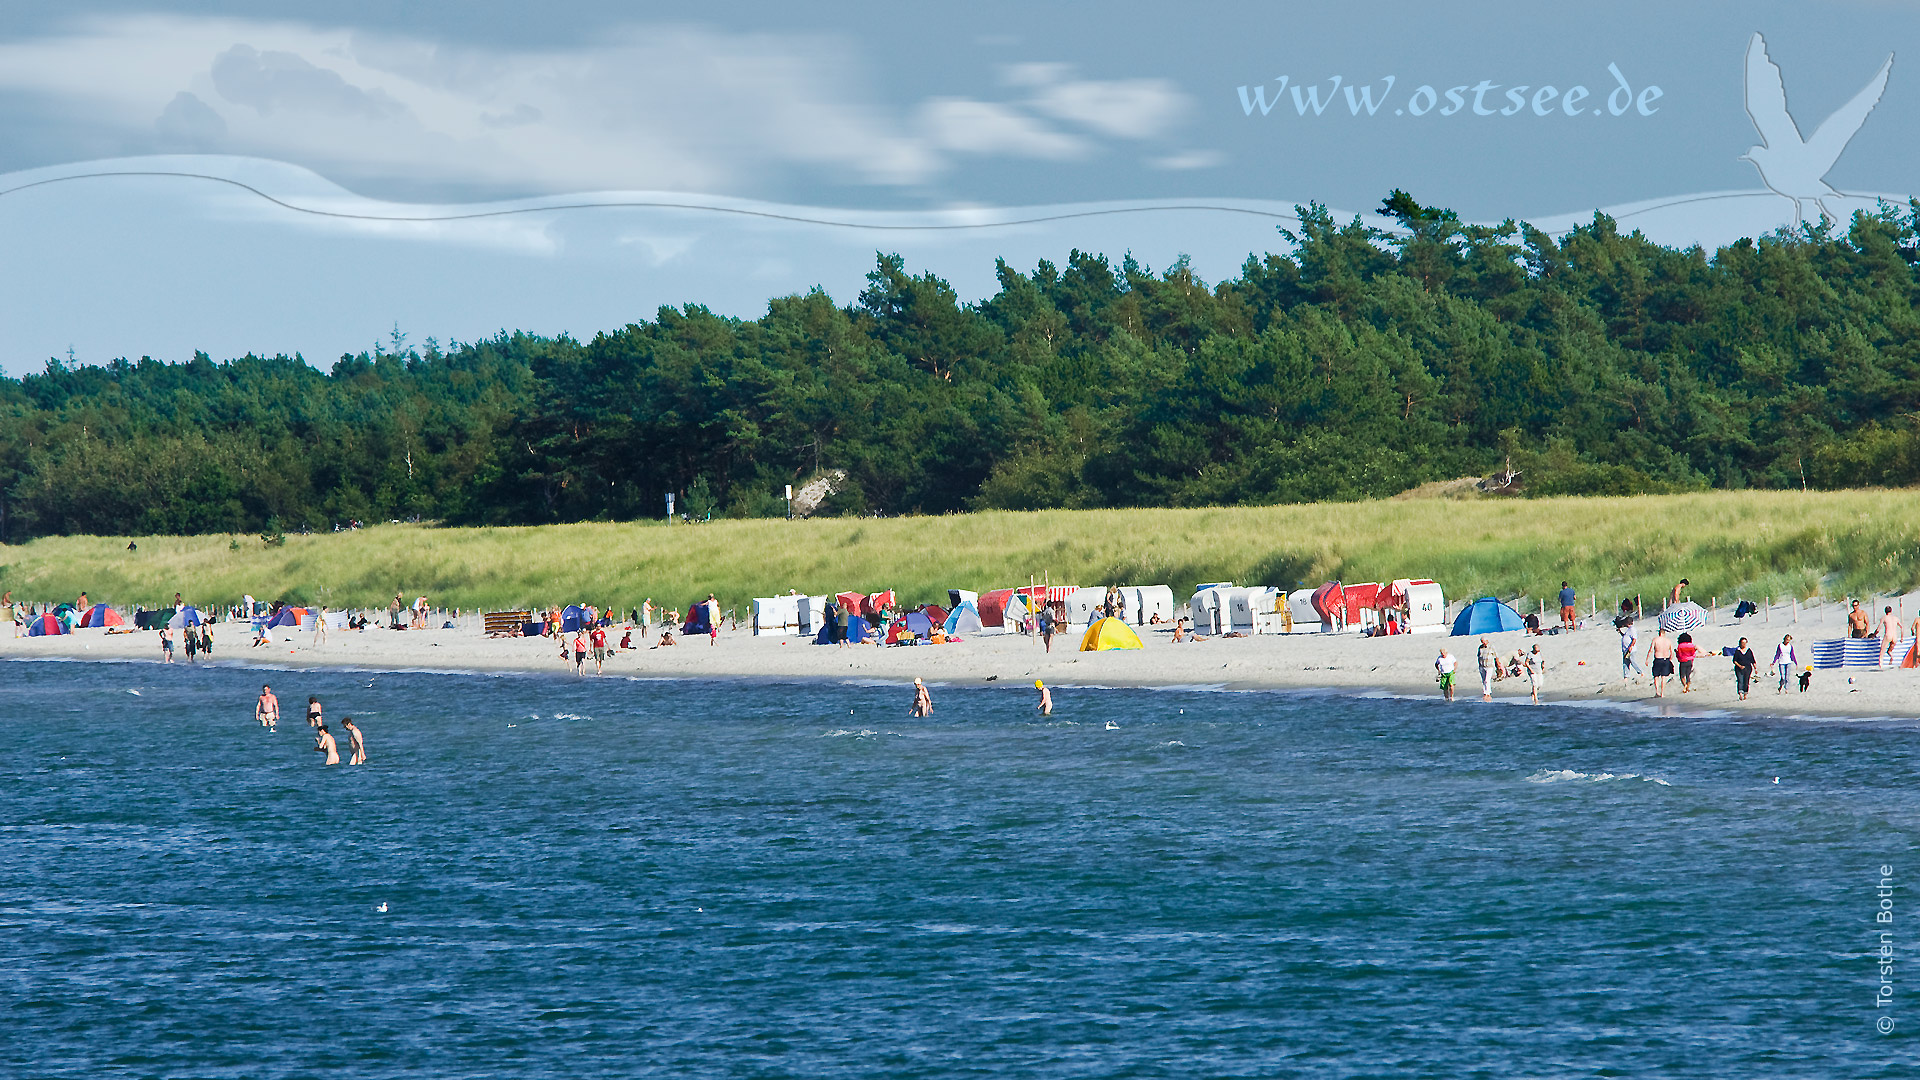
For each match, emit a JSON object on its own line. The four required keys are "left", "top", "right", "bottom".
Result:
{"left": 5, "top": 490, "right": 1920, "bottom": 613}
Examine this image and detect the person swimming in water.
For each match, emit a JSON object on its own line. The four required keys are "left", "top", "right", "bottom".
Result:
{"left": 1036, "top": 679, "right": 1052, "bottom": 716}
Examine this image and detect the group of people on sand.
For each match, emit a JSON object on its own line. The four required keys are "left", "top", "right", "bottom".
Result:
{"left": 159, "top": 623, "right": 215, "bottom": 663}
{"left": 254, "top": 684, "right": 366, "bottom": 766}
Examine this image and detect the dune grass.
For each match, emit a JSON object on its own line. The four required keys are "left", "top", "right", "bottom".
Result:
{"left": 4, "top": 490, "right": 1920, "bottom": 614}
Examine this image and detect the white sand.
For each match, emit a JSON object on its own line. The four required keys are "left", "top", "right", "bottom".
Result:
{"left": 7, "top": 599, "right": 1916, "bottom": 718}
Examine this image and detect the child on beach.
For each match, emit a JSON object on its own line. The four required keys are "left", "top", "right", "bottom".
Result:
{"left": 1675, "top": 633, "right": 1697, "bottom": 692}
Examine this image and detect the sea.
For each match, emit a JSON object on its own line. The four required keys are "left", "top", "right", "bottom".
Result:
{"left": 2, "top": 660, "right": 1913, "bottom": 1078}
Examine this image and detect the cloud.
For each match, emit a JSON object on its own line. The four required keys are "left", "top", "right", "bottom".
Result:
{"left": 1006, "top": 63, "right": 1187, "bottom": 138}
{"left": 1150, "top": 149, "right": 1225, "bottom": 170}
{"left": 0, "top": 16, "right": 1202, "bottom": 198}
{"left": 920, "top": 98, "right": 1087, "bottom": 159}
{"left": 211, "top": 44, "right": 405, "bottom": 120}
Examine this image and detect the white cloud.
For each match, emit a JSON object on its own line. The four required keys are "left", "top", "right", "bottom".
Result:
{"left": 0, "top": 16, "right": 1203, "bottom": 197}
{"left": 1150, "top": 149, "right": 1226, "bottom": 170}
{"left": 1006, "top": 62, "right": 1187, "bottom": 139}
{"left": 919, "top": 98, "right": 1088, "bottom": 159}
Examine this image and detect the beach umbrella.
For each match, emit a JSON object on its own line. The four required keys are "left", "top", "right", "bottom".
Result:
{"left": 27, "top": 613, "right": 69, "bottom": 636}
{"left": 1658, "top": 601, "right": 1708, "bottom": 634}
{"left": 167, "top": 606, "right": 203, "bottom": 629}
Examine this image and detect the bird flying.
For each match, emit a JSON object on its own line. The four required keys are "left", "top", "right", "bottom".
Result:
{"left": 1742, "top": 32, "right": 1893, "bottom": 224}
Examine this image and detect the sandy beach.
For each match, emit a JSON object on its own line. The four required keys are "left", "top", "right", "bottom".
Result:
{"left": 7, "top": 598, "right": 1917, "bottom": 719}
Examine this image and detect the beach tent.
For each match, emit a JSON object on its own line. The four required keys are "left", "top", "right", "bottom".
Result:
{"left": 835, "top": 591, "right": 867, "bottom": 617}
{"left": 1080, "top": 617, "right": 1144, "bottom": 652}
{"left": 918, "top": 604, "right": 949, "bottom": 627}
{"left": 944, "top": 601, "right": 983, "bottom": 637}
{"left": 267, "top": 607, "right": 309, "bottom": 628}
{"left": 26, "top": 613, "right": 68, "bottom": 636}
{"left": 947, "top": 589, "right": 978, "bottom": 611}
{"left": 79, "top": 603, "right": 124, "bottom": 628}
{"left": 814, "top": 614, "right": 872, "bottom": 644}
{"left": 1450, "top": 597, "right": 1524, "bottom": 636}
{"left": 167, "top": 606, "right": 204, "bottom": 630}
{"left": 887, "top": 611, "right": 934, "bottom": 644}
{"left": 52, "top": 603, "right": 79, "bottom": 628}
{"left": 560, "top": 605, "right": 590, "bottom": 632}
{"left": 135, "top": 608, "right": 174, "bottom": 630}
{"left": 977, "top": 589, "right": 1016, "bottom": 628}
{"left": 681, "top": 603, "right": 713, "bottom": 636}
{"left": 866, "top": 590, "right": 896, "bottom": 617}
{"left": 1658, "top": 601, "right": 1708, "bottom": 634}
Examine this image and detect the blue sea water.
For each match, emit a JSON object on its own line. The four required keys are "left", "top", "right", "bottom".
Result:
{"left": 1, "top": 660, "right": 1914, "bottom": 1078}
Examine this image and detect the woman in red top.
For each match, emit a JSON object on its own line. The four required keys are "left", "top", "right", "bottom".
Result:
{"left": 1675, "top": 632, "right": 1698, "bottom": 693}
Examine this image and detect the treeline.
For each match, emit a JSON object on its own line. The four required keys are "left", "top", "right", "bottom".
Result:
{"left": 4, "top": 192, "right": 1920, "bottom": 541}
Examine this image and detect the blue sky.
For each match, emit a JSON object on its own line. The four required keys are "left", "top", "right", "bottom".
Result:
{"left": 0, "top": 1, "right": 1913, "bottom": 372}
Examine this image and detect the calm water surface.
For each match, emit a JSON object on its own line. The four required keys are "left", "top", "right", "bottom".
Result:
{"left": 2, "top": 660, "right": 1914, "bottom": 1077}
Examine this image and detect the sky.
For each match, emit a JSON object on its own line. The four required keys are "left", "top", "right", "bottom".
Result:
{"left": 0, "top": 1, "right": 1914, "bottom": 373}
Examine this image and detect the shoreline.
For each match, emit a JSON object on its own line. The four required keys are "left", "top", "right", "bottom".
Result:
{"left": 8, "top": 604, "right": 1916, "bottom": 722}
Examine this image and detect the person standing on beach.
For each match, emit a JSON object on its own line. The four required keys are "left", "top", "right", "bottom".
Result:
{"left": 1037, "top": 679, "right": 1052, "bottom": 716}
{"left": 256, "top": 685, "right": 280, "bottom": 730}
{"left": 1771, "top": 634, "right": 1799, "bottom": 694}
{"left": 314, "top": 722, "right": 340, "bottom": 766}
{"left": 1619, "top": 621, "right": 1642, "bottom": 683}
{"left": 1558, "top": 582, "right": 1577, "bottom": 631}
{"left": 1881, "top": 606, "right": 1904, "bottom": 667}
{"left": 706, "top": 594, "right": 721, "bottom": 645}
{"left": 343, "top": 718, "right": 366, "bottom": 765}
{"left": 1675, "top": 633, "right": 1697, "bottom": 692}
{"left": 390, "top": 593, "right": 405, "bottom": 630}
{"left": 183, "top": 625, "right": 199, "bottom": 663}
{"left": 199, "top": 624, "right": 213, "bottom": 658}
{"left": 1040, "top": 607, "right": 1055, "bottom": 653}
{"left": 909, "top": 677, "right": 933, "bottom": 717}
{"left": 1435, "top": 649, "right": 1457, "bottom": 701}
{"left": 1731, "top": 638, "right": 1757, "bottom": 700}
{"left": 160, "top": 626, "right": 174, "bottom": 663}
{"left": 1645, "top": 629, "right": 1676, "bottom": 697}
{"left": 1523, "top": 645, "right": 1543, "bottom": 704}
{"left": 1848, "top": 600, "right": 1870, "bottom": 639}
{"left": 1668, "top": 579, "right": 1689, "bottom": 607}
{"left": 1476, "top": 638, "right": 1496, "bottom": 701}
{"left": 571, "top": 631, "right": 587, "bottom": 675}
{"left": 590, "top": 624, "right": 608, "bottom": 674}
{"left": 312, "top": 606, "right": 327, "bottom": 647}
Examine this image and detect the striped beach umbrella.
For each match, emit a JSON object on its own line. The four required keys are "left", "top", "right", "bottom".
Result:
{"left": 1658, "top": 601, "right": 1708, "bottom": 634}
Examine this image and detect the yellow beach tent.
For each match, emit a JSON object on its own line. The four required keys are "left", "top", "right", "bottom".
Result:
{"left": 1080, "top": 616, "right": 1144, "bottom": 652}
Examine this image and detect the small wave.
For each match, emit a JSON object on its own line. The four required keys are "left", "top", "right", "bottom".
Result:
{"left": 1526, "top": 769, "right": 1670, "bottom": 786}
{"left": 821, "top": 728, "right": 898, "bottom": 738}
{"left": 552, "top": 713, "right": 590, "bottom": 721}
{"left": 1161, "top": 740, "right": 1186, "bottom": 747}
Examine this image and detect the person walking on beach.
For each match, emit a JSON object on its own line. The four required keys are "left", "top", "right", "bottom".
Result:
{"left": 909, "top": 677, "right": 933, "bottom": 717}
{"left": 1558, "top": 582, "right": 1577, "bottom": 631}
{"left": 199, "top": 624, "right": 213, "bottom": 658}
{"left": 313, "top": 722, "right": 340, "bottom": 765}
{"left": 1524, "top": 645, "right": 1544, "bottom": 704}
{"left": 343, "top": 717, "right": 366, "bottom": 765}
{"left": 1771, "top": 634, "right": 1800, "bottom": 694}
{"left": 590, "top": 624, "right": 608, "bottom": 674}
{"left": 160, "top": 626, "right": 174, "bottom": 663}
{"left": 312, "top": 606, "right": 327, "bottom": 647}
{"left": 1849, "top": 600, "right": 1871, "bottom": 639}
{"left": 1619, "top": 620, "right": 1642, "bottom": 683}
{"left": 1675, "top": 633, "right": 1697, "bottom": 692}
{"left": 1476, "top": 637, "right": 1496, "bottom": 701}
{"left": 1731, "top": 638, "right": 1757, "bottom": 700}
{"left": 1435, "top": 648, "right": 1457, "bottom": 701}
{"left": 1881, "top": 606, "right": 1904, "bottom": 667}
{"left": 1668, "top": 579, "right": 1690, "bottom": 607}
{"left": 1645, "top": 629, "right": 1676, "bottom": 697}
{"left": 256, "top": 684, "right": 280, "bottom": 731}
{"left": 706, "top": 594, "right": 721, "bottom": 645}
{"left": 571, "top": 631, "right": 588, "bottom": 676}
{"left": 306, "top": 696, "right": 323, "bottom": 729}
{"left": 183, "top": 624, "right": 199, "bottom": 663}
{"left": 1040, "top": 607, "right": 1055, "bottom": 653}
{"left": 1036, "top": 679, "right": 1053, "bottom": 716}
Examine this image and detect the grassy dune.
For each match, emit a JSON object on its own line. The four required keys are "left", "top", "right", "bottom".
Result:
{"left": 4, "top": 490, "right": 1920, "bottom": 613}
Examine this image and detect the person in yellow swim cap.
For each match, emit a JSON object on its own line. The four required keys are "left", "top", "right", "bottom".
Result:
{"left": 1036, "top": 679, "right": 1052, "bottom": 716}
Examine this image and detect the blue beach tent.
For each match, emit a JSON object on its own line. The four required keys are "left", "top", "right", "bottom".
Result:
{"left": 682, "top": 603, "right": 713, "bottom": 636}
{"left": 1451, "top": 596, "right": 1525, "bottom": 636}
{"left": 814, "top": 615, "right": 871, "bottom": 644}
{"left": 561, "top": 605, "right": 589, "bottom": 632}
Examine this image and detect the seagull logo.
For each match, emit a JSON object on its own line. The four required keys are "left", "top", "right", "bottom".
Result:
{"left": 1742, "top": 32, "right": 1893, "bottom": 224}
